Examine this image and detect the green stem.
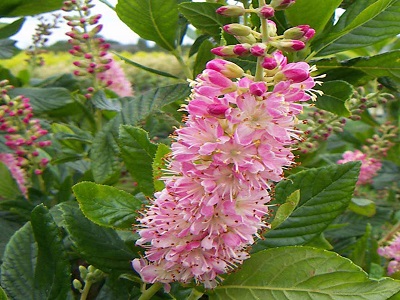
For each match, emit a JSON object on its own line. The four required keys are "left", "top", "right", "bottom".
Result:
{"left": 172, "top": 48, "right": 193, "bottom": 80}
{"left": 80, "top": 281, "right": 93, "bottom": 300}
{"left": 138, "top": 282, "right": 163, "bottom": 300}
{"left": 254, "top": 0, "right": 269, "bottom": 81}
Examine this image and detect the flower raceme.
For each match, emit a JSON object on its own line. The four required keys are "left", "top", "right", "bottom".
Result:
{"left": 133, "top": 54, "right": 318, "bottom": 288}
{"left": 337, "top": 150, "right": 382, "bottom": 185}
{"left": 379, "top": 234, "right": 400, "bottom": 275}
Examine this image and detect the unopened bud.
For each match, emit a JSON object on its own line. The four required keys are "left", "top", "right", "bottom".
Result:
{"left": 207, "top": 104, "right": 228, "bottom": 118}
{"left": 270, "top": 0, "right": 296, "bottom": 10}
{"left": 223, "top": 24, "right": 252, "bottom": 36}
{"left": 249, "top": 82, "right": 266, "bottom": 96}
{"left": 258, "top": 5, "right": 275, "bottom": 18}
{"left": 271, "top": 39, "right": 305, "bottom": 52}
{"left": 216, "top": 5, "right": 245, "bottom": 17}
{"left": 284, "top": 25, "right": 315, "bottom": 41}
{"left": 235, "top": 34, "right": 257, "bottom": 44}
{"left": 211, "top": 45, "right": 236, "bottom": 57}
{"left": 262, "top": 56, "right": 278, "bottom": 70}
{"left": 250, "top": 43, "right": 267, "bottom": 56}
{"left": 267, "top": 20, "right": 277, "bottom": 37}
{"left": 233, "top": 43, "right": 251, "bottom": 56}
{"left": 206, "top": 59, "right": 244, "bottom": 78}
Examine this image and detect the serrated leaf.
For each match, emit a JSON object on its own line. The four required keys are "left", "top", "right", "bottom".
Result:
{"left": 253, "top": 162, "right": 360, "bottom": 251}
{"left": 61, "top": 203, "right": 138, "bottom": 273}
{"left": 285, "top": 0, "right": 342, "bottom": 37}
{"left": 315, "top": 80, "right": 353, "bottom": 117}
{"left": 90, "top": 84, "right": 189, "bottom": 184}
{"left": 0, "top": 218, "right": 20, "bottom": 261}
{"left": 270, "top": 190, "right": 300, "bottom": 229}
{"left": 0, "top": 162, "right": 23, "bottom": 199}
{"left": 349, "top": 224, "right": 381, "bottom": 273}
{"left": 178, "top": 2, "right": 235, "bottom": 37}
{"left": 90, "top": 118, "right": 121, "bottom": 184}
{"left": 30, "top": 204, "right": 70, "bottom": 300}
{"left": 119, "top": 125, "right": 158, "bottom": 196}
{"left": 212, "top": 246, "right": 400, "bottom": 299}
{"left": 152, "top": 143, "right": 171, "bottom": 192}
{"left": 313, "top": 0, "right": 398, "bottom": 56}
{"left": 0, "top": 39, "right": 18, "bottom": 59}
{"left": 8, "top": 87, "right": 73, "bottom": 114}
{"left": 0, "top": 18, "right": 25, "bottom": 39}
{"left": 319, "top": 0, "right": 400, "bottom": 56}
{"left": 92, "top": 90, "right": 122, "bottom": 111}
{"left": 0, "top": 0, "right": 63, "bottom": 17}
{"left": 316, "top": 50, "right": 400, "bottom": 85}
{"left": 349, "top": 198, "right": 376, "bottom": 217}
{"left": 0, "top": 223, "right": 38, "bottom": 299}
{"left": 116, "top": 0, "right": 178, "bottom": 51}
{"left": 72, "top": 181, "right": 142, "bottom": 230}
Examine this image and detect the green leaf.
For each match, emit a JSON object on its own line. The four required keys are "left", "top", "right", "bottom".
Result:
{"left": 61, "top": 203, "right": 138, "bottom": 273}
{"left": 270, "top": 190, "right": 300, "bottom": 229}
{"left": 316, "top": 50, "right": 400, "bottom": 85}
{"left": 349, "top": 198, "right": 376, "bottom": 217}
{"left": 0, "top": 218, "right": 20, "bottom": 261}
{"left": 253, "top": 162, "right": 360, "bottom": 251}
{"left": 0, "top": 39, "right": 18, "bottom": 59}
{"left": 30, "top": 204, "right": 70, "bottom": 300}
{"left": 72, "top": 181, "right": 142, "bottom": 230}
{"left": 8, "top": 87, "right": 73, "bottom": 114}
{"left": 315, "top": 80, "right": 353, "bottom": 117}
{"left": 0, "top": 223, "right": 38, "bottom": 299}
{"left": 178, "top": 2, "right": 235, "bottom": 37}
{"left": 90, "top": 84, "right": 189, "bottom": 184}
{"left": 152, "top": 143, "right": 171, "bottom": 192}
{"left": 119, "top": 125, "right": 158, "bottom": 196}
{"left": 313, "top": 0, "right": 399, "bottom": 56}
{"left": 304, "top": 233, "right": 333, "bottom": 250}
{"left": 0, "top": 162, "right": 23, "bottom": 199}
{"left": 116, "top": 0, "right": 178, "bottom": 51}
{"left": 212, "top": 246, "right": 400, "bottom": 299}
{"left": 92, "top": 90, "right": 122, "bottom": 111}
{"left": 320, "top": 1, "right": 400, "bottom": 56}
{"left": 0, "top": 18, "right": 25, "bottom": 39}
{"left": 90, "top": 118, "right": 121, "bottom": 184}
{"left": 285, "top": 0, "right": 342, "bottom": 37}
{"left": 0, "top": 286, "right": 8, "bottom": 300}
{"left": 0, "top": 0, "right": 63, "bottom": 17}
{"left": 348, "top": 224, "right": 381, "bottom": 273}
{"left": 113, "top": 52, "right": 179, "bottom": 79}
{"left": 193, "top": 39, "right": 215, "bottom": 78}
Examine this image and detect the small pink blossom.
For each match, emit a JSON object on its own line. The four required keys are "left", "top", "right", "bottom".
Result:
{"left": 337, "top": 150, "right": 382, "bottom": 185}
{"left": 378, "top": 234, "right": 400, "bottom": 275}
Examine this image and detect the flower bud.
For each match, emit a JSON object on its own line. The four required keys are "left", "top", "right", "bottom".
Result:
{"left": 211, "top": 45, "right": 236, "bottom": 57}
{"left": 206, "top": 59, "right": 244, "bottom": 78}
{"left": 270, "top": 0, "right": 296, "bottom": 10}
{"left": 262, "top": 56, "right": 278, "bottom": 70}
{"left": 257, "top": 5, "right": 275, "bottom": 18}
{"left": 267, "top": 20, "right": 277, "bottom": 37}
{"left": 223, "top": 24, "right": 252, "bottom": 36}
{"left": 235, "top": 34, "right": 257, "bottom": 44}
{"left": 271, "top": 39, "right": 305, "bottom": 52}
{"left": 233, "top": 43, "right": 251, "bottom": 56}
{"left": 216, "top": 5, "right": 245, "bottom": 17}
{"left": 207, "top": 104, "right": 228, "bottom": 118}
{"left": 250, "top": 43, "right": 267, "bottom": 56}
{"left": 249, "top": 82, "right": 266, "bottom": 96}
{"left": 284, "top": 25, "right": 315, "bottom": 41}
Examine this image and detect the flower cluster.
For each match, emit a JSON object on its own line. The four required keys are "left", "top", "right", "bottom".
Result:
{"left": 0, "top": 153, "right": 27, "bottom": 196}
{"left": 337, "top": 123, "right": 396, "bottom": 185}
{"left": 96, "top": 54, "right": 133, "bottom": 97}
{"left": 378, "top": 234, "right": 400, "bottom": 275}
{"left": 63, "top": 0, "right": 132, "bottom": 98}
{"left": 0, "top": 80, "right": 51, "bottom": 178}
{"left": 337, "top": 150, "right": 382, "bottom": 185}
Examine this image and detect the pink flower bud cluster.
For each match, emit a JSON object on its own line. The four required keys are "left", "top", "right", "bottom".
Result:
{"left": 337, "top": 150, "right": 382, "bottom": 185}
{"left": 133, "top": 54, "right": 318, "bottom": 288}
{"left": 378, "top": 234, "right": 400, "bottom": 275}
{"left": 96, "top": 54, "right": 133, "bottom": 97}
{"left": 0, "top": 153, "right": 27, "bottom": 196}
{"left": 0, "top": 80, "right": 51, "bottom": 176}
{"left": 63, "top": 0, "right": 116, "bottom": 98}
